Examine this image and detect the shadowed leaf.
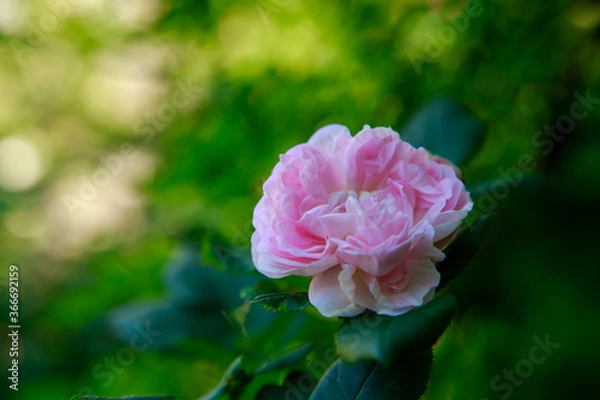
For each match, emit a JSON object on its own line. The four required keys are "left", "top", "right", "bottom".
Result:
{"left": 164, "top": 245, "right": 256, "bottom": 310}
{"left": 437, "top": 215, "right": 492, "bottom": 289}
{"left": 83, "top": 397, "right": 176, "bottom": 400}
{"left": 255, "top": 344, "right": 313, "bottom": 374}
{"left": 107, "top": 301, "right": 235, "bottom": 350}
{"left": 251, "top": 292, "right": 310, "bottom": 312}
{"left": 199, "top": 357, "right": 250, "bottom": 400}
{"left": 336, "top": 293, "right": 457, "bottom": 365}
{"left": 309, "top": 349, "right": 433, "bottom": 400}
{"left": 402, "top": 97, "right": 485, "bottom": 167}
{"left": 255, "top": 370, "right": 314, "bottom": 400}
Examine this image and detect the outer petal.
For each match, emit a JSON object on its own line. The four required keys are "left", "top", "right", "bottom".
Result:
{"left": 368, "top": 259, "right": 440, "bottom": 316}
{"left": 252, "top": 231, "right": 338, "bottom": 278}
{"left": 251, "top": 193, "right": 339, "bottom": 278}
{"left": 429, "top": 209, "right": 470, "bottom": 242}
{"left": 308, "top": 124, "right": 352, "bottom": 155}
{"left": 353, "top": 125, "right": 400, "bottom": 143}
{"left": 338, "top": 265, "right": 378, "bottom": 312}
{"left": 308, "top": 266, "right": 365, "bottom": 317}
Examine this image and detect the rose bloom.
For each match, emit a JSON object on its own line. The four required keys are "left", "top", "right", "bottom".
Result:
{"left": 251, "top": 125, "right": 472, "bottom": 317}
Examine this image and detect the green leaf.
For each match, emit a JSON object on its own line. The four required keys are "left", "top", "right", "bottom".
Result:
{"left": 336, "top": 293, "right": 457, "bottom": 365}
{"left": 106, "top": 245, "right": 262, "bottom": 350}
{"left": 466, "top": 175, "right": 543, "bottom": 198}
{"left": 107, "top": 301, "right": 235, "bottom": 350}
{"left": 402, "top": 97, "right": 485, "bottom": 166}
{"left": 82, "top": 397, "right": 176, "bottom": 400}
{"left": 251, "top": 292, "right": 310, "bottom": 312}
{"left": 309, "top": 349, "right": 433, "bottom": 400}
{"left": 164, "top": 245, "right": 256, "bottom": 310}
{"left": 200, "top": 346, "right": 313, "bottom": 400}
{"left": 255, "top": 344, "right": 313, "bottom": 374}
{"left": 199, "top": 357, "right": 251, "bottom": 400}
{"left": 437, "top": 215, "right": 492, "bottom": 290}
{"left": 255, "top": 370, "right": 314, "bottom": 400}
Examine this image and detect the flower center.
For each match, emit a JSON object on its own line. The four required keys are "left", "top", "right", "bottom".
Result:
{"left": 327, "top": 190, "right": 375, "bottom": 205}
{"left": 346, "top": 190, "right": 374, "bottom": 200}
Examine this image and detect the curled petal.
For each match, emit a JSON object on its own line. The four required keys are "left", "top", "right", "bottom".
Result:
{"left": 308, "top": 266, "right": 365, "bottom": 317}
{"left": 367, "top": 259, "right": 440, "bottom": 316}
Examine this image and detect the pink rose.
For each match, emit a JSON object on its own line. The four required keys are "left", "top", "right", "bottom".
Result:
{"left": 251, "top": 124, "right": 472, "bottom": 317}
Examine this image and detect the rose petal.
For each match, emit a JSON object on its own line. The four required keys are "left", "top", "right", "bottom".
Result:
{"left": 309, "top": 266, "right": 365, "bottom": 317}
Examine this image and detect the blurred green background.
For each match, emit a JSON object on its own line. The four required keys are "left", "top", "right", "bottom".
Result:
{"left": 1, "top": 0, "right": 599, "bottom": 399}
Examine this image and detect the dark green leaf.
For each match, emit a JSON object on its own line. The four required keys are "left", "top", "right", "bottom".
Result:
{"left": 107, "top": 245, "right": 265, "bottom": 350}
{"left": 164, "top": 245, "right": 256, "bottom": 310}
{"left": 251, "top": 292, "right": 310, "bottom": 312}
{"left": 437, "top": 215, "right": 492, "bottom": 289}
{"left": 255, "top": 370, "right": 314, "bottom": 400}
{"left": 83, "top": 397, "right": 176, "bottom": 400}
{"left": 466, "top": 175, "right": 543, "bottom": 198}
{"left": 255, "top": 384, "right": 290, "bottom": 400}
{"left": 255, "top": 344, "right": 313, "bottom": 374}
{"left": 107, "top": 301, "right": 235, "bottom": 350}
{"left": 402, "top": 97, "right": 485, "bottom": 166}
{"left": 237, "top": 303, "right": 281, "bottom": 338}
{"left": 309, "top": 349, "right": 433, "bottom": 400}
{"left": 336, "top": 293, "right": 457, "bottom": 365}
{"left": 199, "top": 357, "right": 251, "bottom": 400}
